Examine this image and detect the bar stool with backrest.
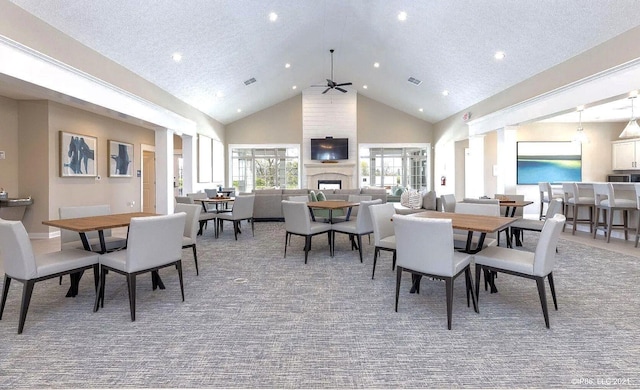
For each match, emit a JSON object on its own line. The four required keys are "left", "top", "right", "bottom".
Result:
{"left": 593, "top": 183, "right": 636, "bottom": 243}
{"left": 563, "top": 182, "right": 595, "bottom": 235}
{"left": 539, "top": 182, "right": 563, "bottom": 220}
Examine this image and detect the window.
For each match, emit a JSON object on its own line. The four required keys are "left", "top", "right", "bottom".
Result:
{"left": 229, "top": 145, "right": 300, "bottom": 192}
{"left": 359, "top": 144, "right": 430, "bottom": 193}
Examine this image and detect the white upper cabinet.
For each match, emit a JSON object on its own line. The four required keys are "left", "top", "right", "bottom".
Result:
{"left": 612, "top": 139, "right": 640, "bottom": 170}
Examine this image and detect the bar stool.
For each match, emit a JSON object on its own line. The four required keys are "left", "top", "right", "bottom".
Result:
{"left": 562, "top": 182, "right": 594, "bottom": 235}
{"left": 593, "top": 183, "right": 636, "bottom": 243}
{"left": 539, "top": 182, "right": 562, "bottom": 220}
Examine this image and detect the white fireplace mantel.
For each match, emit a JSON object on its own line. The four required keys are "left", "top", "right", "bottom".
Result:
{"left": 304, "top": 162, "right": 357, "bottom": 189}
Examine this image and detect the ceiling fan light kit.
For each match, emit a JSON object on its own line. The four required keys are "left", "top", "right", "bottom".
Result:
{"left": 313, "top": 49, "right": 352, "bottom": 94}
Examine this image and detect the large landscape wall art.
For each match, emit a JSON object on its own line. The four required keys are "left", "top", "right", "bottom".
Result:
{"left": 516, "top": 141, "right": 582, "bottom": 185}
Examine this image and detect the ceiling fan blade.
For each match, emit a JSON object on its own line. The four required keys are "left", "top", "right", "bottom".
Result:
{"left": 336, "top": 82, "right": 352, "bottom": 87}
{"left": 322, "top": 87, "right": 331, "bottom": 94}
{"left": 327, "top": 79, "right": 336, "bottom": 88}
{"left": 335, "top": 87, "right": 348, "bottom": 93}
{"left": 310, "top": 84, "right": 326, "bottom": 87}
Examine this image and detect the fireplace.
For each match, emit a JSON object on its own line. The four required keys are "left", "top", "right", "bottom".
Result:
{"left": 318, "top": 180, "right": 342, "bottom": 190}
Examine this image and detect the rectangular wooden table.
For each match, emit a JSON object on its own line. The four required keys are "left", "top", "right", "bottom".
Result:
{"left": 43, "top": 212, "right": 159, "bottom": 296}
{"left": 307, "top": 200, "right": 360, "bottom": 223}
{"left": 498, "top": 200, "right": 534, "bottom": 217}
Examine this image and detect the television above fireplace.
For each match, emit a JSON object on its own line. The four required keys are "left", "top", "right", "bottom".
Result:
{"left": 310, "top": 137, "right": 348, "bottom": 161}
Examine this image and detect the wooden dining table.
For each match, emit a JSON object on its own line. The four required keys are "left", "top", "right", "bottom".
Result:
{"left": 498, "top": 200, "right": 534, "bottom": 217}
{"left": 306, "top": 200, "right": 360, "bottom": 224}
{"left": 43, "top": 212, "right": 159, "bottom": 296}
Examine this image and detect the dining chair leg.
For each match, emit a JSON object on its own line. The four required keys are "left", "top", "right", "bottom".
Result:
{"left": 284, "top": 232, "right": 289, "bottom": 258}
{"left": 606, "top": 209, "right": 614, "bottom": 243}
{"left": 547, "top": 272, "right": 558, "bottom": 310}
{"left": 623, "top": 210, "right": 629, "bottom": 241}
{"left": 466, "top": 268, "right": 478, "bottom": 313}
{"left": 18, "top": 280, "right": 35, "bottom": 334}
{"left": 304, "top": 236, "right": 311, "bottom": 264}
{"left": 233, "top": 221, "right": 239, "bottom": 240}
{"left": 392, "top": 250, "right": 396, "bottom": 270}
{"left": 0, "top": 275, "right": 11, "bottom": 320}
{"left": 445, "top": 277, "right": 454, "bottom": 330}
{"left": 474, "top": 264, "right": 481, "bottom": 303}
{"left": 371, "top": 247, "right": 379, "bottom": 279}
{"left": 100, "top": 266, "right": 107, "bottom": 308}
{"left": 535, "top": 276, "right": 550, "bottom": 328}
{"left": 126, "top": 274, "right": 137, "bottom": 322}
{"left": 251, "top": 218, "right": 254, "bottom": 237}
{"left": 191, "top": 245, "right": 199, "bottom": 276}
{"left": 356, "top": 235, "right": 363, "bottom": 263}
{"left": 394, "top": 266, "right": 402, "bottom": 312}
{"left": 593, "top": 208, "right": 600, "bottom": 239}
{"left": 92, "top": 264, "right": 100, "bottom": 292}
{"left": 177, "top": 260, "right": 185, "bottom": 302}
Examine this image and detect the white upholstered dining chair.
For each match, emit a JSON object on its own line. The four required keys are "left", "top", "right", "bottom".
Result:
{"left": 331, "top": 199, "right": 381, "bottom": 262}
{"left": 94, "top": 213, "right": 186, "bottom": 321}
{"left": 282, "top": 200, "right": 332, "bottom": 263}
{"left": 393, "top": 214, "right": 477, "bottom": 330}
{"left": 369, "top": 203, "right": 397, "bottom": 279}
{"left": 0, "top": 219, "right": 99, "bottom": 333}
{"left": 174, "top": 203, "right": 201, "bottom": 275}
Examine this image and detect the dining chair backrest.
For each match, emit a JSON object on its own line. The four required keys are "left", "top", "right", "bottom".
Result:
{"left": 204, "top": 188, "right": 218, "bottom": 198}
{"left": 533, "top": 214, "right": 566, "bottom": 277}
{"left": 369, "top": 203, "right": 396, "bottom": 247}
{"left": 0, "top": 219, "right": 36, "bottom": 279}
{"left": 393, "top": 215, "right": 456, "bottom": 277}
{"left": 441, "top": 194, "right": 457, "bottom": 212}
{"left": 175, "top": 196, "right": 194, "bottom": 204}
{"left": 355, "top": 199, "right": 382, "bottom": 232}
{"left": 545, "top": 198, "right": 564, "bottom": 220}
{"left": 539, "top": 182, "right": 552, "bottom": 201}
{"left": 282, "top": 200, "right": 312, "bottom": 235}
{"left": 287, "top": 195, "right": 309, "bottom": 203}
{"left": 125, "top": 213, "right": 185, "bottom": 273}
{"left": 174, "top": 203, "right": 201, "bottom": 242}
{"left": 229, "top": 194, "right": 255, "bottom": 219}
{"left": 59, "top": 204, "right": 113, "bottom": 244}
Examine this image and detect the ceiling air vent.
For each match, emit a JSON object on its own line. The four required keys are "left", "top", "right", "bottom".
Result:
{"left": 244, "top": 77, "right": 257, "bottom": 86}
{"left": 407, "top": 77, "right": 422, "bottom": 86}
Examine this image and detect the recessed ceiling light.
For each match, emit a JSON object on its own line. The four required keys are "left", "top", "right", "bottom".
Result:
{"left": 215, "top": 91, "right": 224, "bottom": 98}
{"left": 494, "top": 51, "right": 506, "bottom": 60}
{"left": 373, "top": 62, "right": 380, "bottom": 68}
{"left": 171, "top": 52, "right": 182, "bottom": 62}
{"left": 419, "top": 108, "right": 424, "bottom": 112}
{"left": 285, "top": 63, "right": 291, "bottom": 68}
{"left": 292, "top": 85, "right": 297, "bottom": 90}
{"left": 442, "top": 90, "right": 449, "bottom": 96}
{"left": 269, "top": 12, "right": 278, "bottom": 22}
{"left": 363, "top": 85, "right": 368, "bottom": 89}
{"left": 398, "top": 11, "right": 407, "bottom": 21}
{"left": 237, "top": 108, "right": 242, "bottom": 113}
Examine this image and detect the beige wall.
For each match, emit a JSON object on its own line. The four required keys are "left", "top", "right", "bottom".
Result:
{"left": 357, "top": 94, "right": 433, "bottom": 143}
{"left": 11, "top": 99, "right": 155, "bottom": 235}
{"left": 0, "top": 95, "right": 19, "bottom": 194}
{"left": 225, "top": 95, "right": 303, "bottom": 145}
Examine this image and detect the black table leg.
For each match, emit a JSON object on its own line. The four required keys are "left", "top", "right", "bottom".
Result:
{"left": 151, "top": 271, "right": 165, "bottom": 290}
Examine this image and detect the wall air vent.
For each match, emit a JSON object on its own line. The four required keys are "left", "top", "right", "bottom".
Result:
{"left": 407, "top": 77, "right": 422, "bottom": 86}
{"left": 244, "top": 77, "right": 257, "bottom": 86}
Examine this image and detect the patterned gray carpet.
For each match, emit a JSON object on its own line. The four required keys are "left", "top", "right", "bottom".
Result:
{"left": 1, "top": 221, "right": 639, "bottom": 388}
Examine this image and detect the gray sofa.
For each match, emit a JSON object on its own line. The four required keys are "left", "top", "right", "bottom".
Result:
{"left": 252, "top": 188, "right": 387, "bottom": 221}
{"left": 392, "top": 190, "right": 440, "bottom": 215}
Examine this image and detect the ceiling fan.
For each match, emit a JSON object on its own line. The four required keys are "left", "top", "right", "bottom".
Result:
{"left": 312, "top": 49, "right": 352, "bottom": 94}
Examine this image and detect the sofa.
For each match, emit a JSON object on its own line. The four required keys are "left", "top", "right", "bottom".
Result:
{"left": 392, "top": 190, "right": 441, "bottom": 215}
{"left": 252, "top": 188, "right": 387, "bottom": 221}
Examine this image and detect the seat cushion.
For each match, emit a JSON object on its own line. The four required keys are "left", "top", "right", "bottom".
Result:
{"left": 182, "top": 236, "right": 194, "bottom": 246}
{"left": 99, "top": 250, "right": 128, "bottom": 272}
{"left": 36, "top": 249, "right": 99, "bottom": 278}
{"left": 308, "top": 221, "right": 332, "bottom": 235}
{"left": 379, "top": 235, "right": 396, "bottom": 250}
{"left": 452, "top": 252, "right": 473, "bottom": 275}
{"left": 474, "top": 246, "right": 535, "bottom": 275}
{"left": 510, "top": 218, "right": 545, "bottom": 232}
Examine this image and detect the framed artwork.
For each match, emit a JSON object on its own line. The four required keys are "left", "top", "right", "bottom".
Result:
{"left": 517, "top": 141, "right": 582, "bottom": 185}
{"left": 60, "top": 131, "right": 97, "bottom": 177}
{"left": 198, "top": 134, "right": 213, "bottom": 183}
{"left": 108, "top": 140, "right": 134, "bottom": 177}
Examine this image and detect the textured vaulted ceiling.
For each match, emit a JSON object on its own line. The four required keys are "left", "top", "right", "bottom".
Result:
{"left": 7, "top": 0, "right": 640, "bottom": 125}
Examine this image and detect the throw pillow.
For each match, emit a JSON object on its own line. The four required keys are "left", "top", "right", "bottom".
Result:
{"left": 316, "top": 191, "right": 326, "bottom": 201}
{"left": 421, "top": 190, "right": 437, "bottom": 210}
{"left": 400, "top": 189, "right": 423, "bottom": 209}
{"left": 309, "top": 190, "right": 318, "bottom": 202}
{"left": 394, "top": 187, "right": 405, "bottom": 196}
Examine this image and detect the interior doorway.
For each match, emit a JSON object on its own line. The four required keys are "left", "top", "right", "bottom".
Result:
{"left": 142, "top": 149, "right": 156, "bottom": 213}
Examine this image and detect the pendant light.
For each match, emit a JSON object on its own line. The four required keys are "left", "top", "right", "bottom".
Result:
{"left": 619, "top": 96, "right": 640, "bottom": 138}
{"left": 572, "top": 109, "right": 589, "bottom": 144}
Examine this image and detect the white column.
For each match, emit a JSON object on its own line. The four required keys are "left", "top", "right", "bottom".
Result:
{"left": 496, "top": 126, "right": 518, "bottom": 194}
{"left": 155, "top": 129, "right": 174, "bottom": 214}
{"left": 181, "top": 134, "right": 195, "bottom": 194}
{"left": 466, "top": 135, "right": 485, "bottom": 198}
